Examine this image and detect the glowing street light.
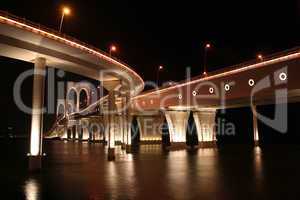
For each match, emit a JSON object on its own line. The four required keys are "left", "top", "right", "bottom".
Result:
{"left": 156, "top": 65, "right": 164, "bottom": 86}
{"left": 59, "top": 7, "right": 71, "bottom": 33}
{"left": 257, "top": 54, "right": 263, "bottom": 61}
{"left": 109, "top": 45, "right": 117, "bottom": 56}
{"left": 203, "top": 43, "right": 211, "bottom": 76}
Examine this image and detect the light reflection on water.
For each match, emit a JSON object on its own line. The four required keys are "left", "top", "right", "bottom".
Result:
{"left": 15, "top": 141, "right": 300, "bottom": 199}
{"left": 24, "top": 178, "right": 40, "bottom": 200}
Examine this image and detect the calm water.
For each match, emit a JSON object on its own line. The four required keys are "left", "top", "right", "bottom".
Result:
{"left": 0, "top": 140, "right": 300, "bottom": 200}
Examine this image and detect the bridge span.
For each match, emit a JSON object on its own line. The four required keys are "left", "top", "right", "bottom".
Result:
{"left": 0, "top": 11, "right": 143, "bottom": 170}
{"left": 127, "top": 48, "right": 299, "bottom": 148}
{"left": 56, "top": 47, "right": 300, "bottom": 158}
{"left": 1, "top": 11, "right": 300, "bottom": 170}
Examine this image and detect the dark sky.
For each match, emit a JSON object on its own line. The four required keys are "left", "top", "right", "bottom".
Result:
{"left": 1, "top": 0, "right": 299, "bottom": 81}
{"left": 0, "top": 0, "right": 299, "bottom": 134}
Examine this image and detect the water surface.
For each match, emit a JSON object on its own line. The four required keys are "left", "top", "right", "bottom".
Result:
{"left": 0, "top": 140, "right": 300, "bottom": 199}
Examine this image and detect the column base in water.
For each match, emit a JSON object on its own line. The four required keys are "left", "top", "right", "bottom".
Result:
{"left": 198, "top": 141, "right": 217, "bottom": 148}
{"left": 167, "top": 142, "right": 187, "bottom": 150}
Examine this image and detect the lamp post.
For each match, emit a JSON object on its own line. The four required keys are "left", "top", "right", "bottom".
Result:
{"left": 203, "top": 43, "right": 211, "bottom": 76}
{"left": 59, "top": 7, "right": 70, "bottom": 33}
{"left": 109, "top": 45, "right": 117, "bottom": 57}
{"left": 156, "top": 65, "right": 164, "bottom": 86}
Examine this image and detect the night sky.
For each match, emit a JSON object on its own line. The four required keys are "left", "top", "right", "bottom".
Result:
{"left": 0, "top": 0, "right": 299, "bottom": 135}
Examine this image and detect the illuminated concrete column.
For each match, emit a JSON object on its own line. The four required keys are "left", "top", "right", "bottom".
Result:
{"left": 137, "top": 114, "right": 164, "bottom": 144}
{"left": 62, "top": 125, "right": 68, "bottom": 139}
{"left": 82, "top": 126, "right": 89, "bottom": 141}
{"left": 76, "top": 123, "right": 82, "bottom": 140}
{"left": 120, "top": 96, "right": 126, "bottom": 149}
{"left": 124, "top": 93, "right": 133, "bottom": 153}
{"left": 72, "top": 126, "right": 76, "bottom": 139}
{"left": 253, "top": 106, "right": 259, "bottom": 146}
{"left": 165, "top": 110, "right": 190, "bottom": 147}
{"left": 193, "top": 110, "right": 217, "bottom": 148}
{"left": 103, "top": 114, "right": 109, "bottom": 144}
{"left": 81, "top": 119, "right": 90, "bottom": 140}
{"left": 107, "top": 90, "right": 117, "bottom": 160}
{"left": 29, "top": 57, "right": 46, "bottom": 171}
{"left": 114, "top": 114, "right": 122, "bottom": 143}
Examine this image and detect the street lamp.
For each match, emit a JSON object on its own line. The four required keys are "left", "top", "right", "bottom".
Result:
{"left": 156, "top": 65, "right": 164, "bottom": 86}
{"left": 59, "top": 7, "right": 71, "bottom": 33}
{"left": 109, "top": 45, "right": 117, "bottom": 56}
{"left": 203, "top": 43, "right": 211, "bottom": 76}
{"left": 257, "top": 54, "right": 263, "bottom": 61}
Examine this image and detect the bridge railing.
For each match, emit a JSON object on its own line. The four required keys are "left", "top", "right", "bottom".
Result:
{"left": 135, "top": 46, "right": 300, "bottom": 97}
{"left": 0, "top": 10, "right": 134, "bottom": 72}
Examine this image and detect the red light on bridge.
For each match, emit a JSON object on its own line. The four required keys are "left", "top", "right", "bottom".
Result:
{"left": 110, "top": 45, "right": 117, "bottom": 52}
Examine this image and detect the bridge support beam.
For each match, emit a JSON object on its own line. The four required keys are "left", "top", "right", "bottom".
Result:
{"left": 252, "top": 106, "right": 259, "bottom": 146}
{"left": 165, "top": 110, "right": 190, "bottom": 148}
{"left": 193, "top": 110, "right": 217, "bottom": 148}
{"left": 136, "top": 114, "right": 164, "bottom": 144}
{"left": 28, "top": 57, "right": 46, "bottom": 171}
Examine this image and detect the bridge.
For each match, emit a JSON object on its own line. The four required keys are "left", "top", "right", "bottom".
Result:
{"left": 0, "top": 11, "right": 143, "bottom": 170}
{"left": 52, "top": 47, "right": 299, "bottom": 158}
{"left": 1, "top": 11, "right": 299, "bottom": 171}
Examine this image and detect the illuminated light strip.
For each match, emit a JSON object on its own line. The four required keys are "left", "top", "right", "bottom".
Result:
{"left": 0, "top": 15, "right": 144, "bottom": 89}
{"left": 133, "top": 52, "right": 300, "bottom": 100}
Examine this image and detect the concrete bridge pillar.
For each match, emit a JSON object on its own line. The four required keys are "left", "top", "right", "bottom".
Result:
{"left": 120, "top": 96, "right": 126, "bottom": 149}
{"left": 165, "top": 110, "right": 190, "bottom": 148}
{"left": 193, "top": 110, "right": 217, "bottom": 148}
{"left": 107, "top": 90, "right": 117, "bottom": 160}
{"left": 76, "top": 123, "right": 82, "bottom": 140}
{"left": 252, "top": 106, "right": 259, "bottom": 146}
{"left": 81, "top": 119, "right": 90, "bottom": 141}
{"left": 28, "top": 57, "right": 46, "bottom": 171}
{"left": 67, "top": 127, "right": 72, "bottom": 139}
{"left": 136, "top": 114, "right": 164, "bottom": 144}
{"left": 124, "top": 93, "right": 133, "bottom": 153}
{"left": 62, "top": 125, "right": 68, "bottom": 139}
{"left": 72, "top": 126, "right": 76, "bottom": 140}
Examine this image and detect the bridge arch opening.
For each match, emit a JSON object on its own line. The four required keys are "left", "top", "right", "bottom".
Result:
{"left": 67, "top": 88, "right": 78, "bottom": 112}
{"left": 67, "top": 103, "right": 74, "bottom": 113}
{"left": 79, "top": 89, "right": 89, "bottom": 110}
{"left": 57, "top": 104, "right": 65, "bottom": 118}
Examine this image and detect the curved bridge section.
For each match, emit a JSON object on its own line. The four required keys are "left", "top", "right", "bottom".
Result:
{"left": 0, "top": 11, "right": 144, "bottom": 95}
{"left": 0, "top": 11, "right": 144, "bottom": 167}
